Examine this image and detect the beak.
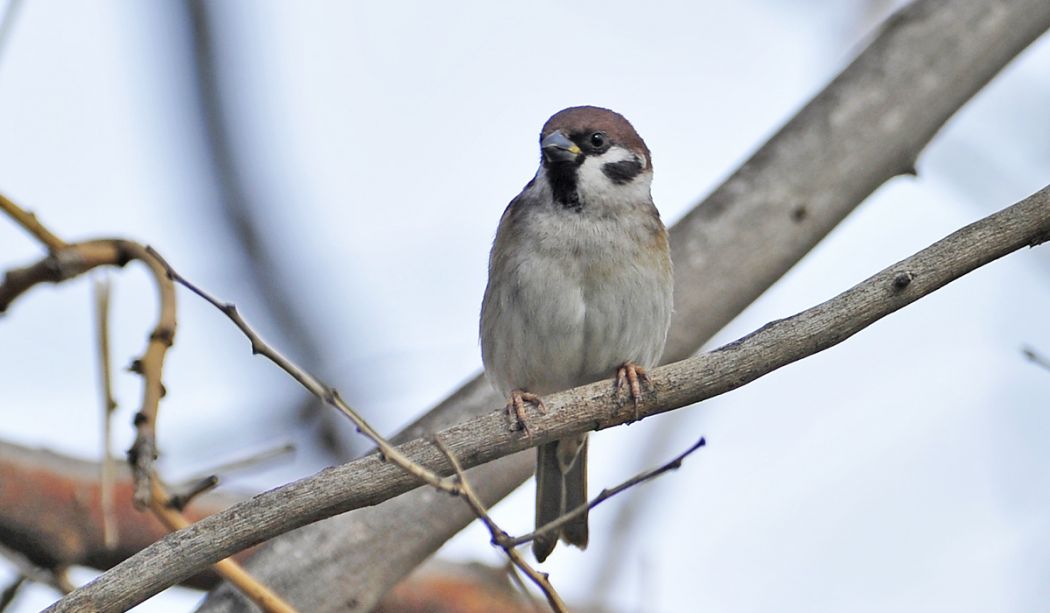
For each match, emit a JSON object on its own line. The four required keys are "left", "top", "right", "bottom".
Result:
{"left": 541, "top": 131, "right": 582, "bottom": 163}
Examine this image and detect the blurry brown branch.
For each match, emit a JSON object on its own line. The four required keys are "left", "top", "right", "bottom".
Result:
{"left": 197, "top": 0, "right": 1050, "bottom": 610}
{"left": 375, "top": 561, "right": 566, "bottom": 613}
{"left": 48, "top": 184, "right": 1050, "bottom": 612}
{"left": 0, "top": 440, "right": 243, "bottom": 590}
{"left": 180, "top": 0, "right": 345, "bottom": 456}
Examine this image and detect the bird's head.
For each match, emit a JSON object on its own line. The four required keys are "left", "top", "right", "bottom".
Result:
{"left": 537, "top": 106, "right": 653, "bottom": 211}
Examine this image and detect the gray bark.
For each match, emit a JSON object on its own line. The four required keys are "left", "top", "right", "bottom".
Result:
{"left": 49, "top": 180, "right": 1050, "bottom": 611}
{"left": 200, "top": 0, "right": 1050, "bottom": 610}
{"left": 45, "top": 0, "right": 1050, "bottom": 610}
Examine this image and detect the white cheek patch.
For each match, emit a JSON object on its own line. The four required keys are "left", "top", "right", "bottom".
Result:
{"left": 575, "top": 146, "right": 651, "bottom": 208}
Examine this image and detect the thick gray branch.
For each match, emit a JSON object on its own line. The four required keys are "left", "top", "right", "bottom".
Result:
{"left": 193, "top": 0, "right": 1050, "bottom": 610}
{"left": 48, "top": 179, "right": 1050, "bottom": 610}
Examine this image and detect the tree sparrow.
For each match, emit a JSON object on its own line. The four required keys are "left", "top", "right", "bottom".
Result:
{"left": 480, "top": 106, "right": 673, "bottom": 562}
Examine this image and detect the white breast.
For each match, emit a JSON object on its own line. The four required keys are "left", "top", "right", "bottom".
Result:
{"left": 480, "top": 167, "right": 672, "bottom": 397}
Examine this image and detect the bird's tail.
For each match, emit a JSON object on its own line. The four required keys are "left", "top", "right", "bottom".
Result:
{"left": 533, "top": 435, "right": 589, "bottom": 562}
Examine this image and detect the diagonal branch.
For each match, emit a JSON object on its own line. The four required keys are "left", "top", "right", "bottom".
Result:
{"left": 200, "top": 1, "right": 1050, "bottom": 609}
{"left": 48, "top": 185, "right": 1050, "bottom": 612}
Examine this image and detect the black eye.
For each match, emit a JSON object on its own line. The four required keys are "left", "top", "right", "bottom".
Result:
{"left": 589, "top": 132, "right": 607, "bottom": 148}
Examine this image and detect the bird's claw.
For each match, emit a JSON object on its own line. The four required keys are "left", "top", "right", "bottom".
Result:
{"left": 615, "top": 362, "right": 651, "bottom": 421}
{"left": 506, "top": 390, "right": 546, "bottom": 437}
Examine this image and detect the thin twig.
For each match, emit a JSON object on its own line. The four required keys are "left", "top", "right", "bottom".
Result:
{"left": 511, "top": 437, "right": 706, "bottom": 547}
{"left": 177, "top": 442, "right": 295, "bottom": 485}
{"left": 0, "top": 192, "right": 66, "bottom": 253}
{"left": 1021, "top": 345, "right": 1050, "bottom": 373}
{"left": 0, "top": 196, "right": 176, "bottom": 507}
{"left": 1, "top": 196, "right": 293, "bottom": 609}
{"left": 44, "top": 184, "right": 1050, "bottom": 613}
{"left": 145, "top": 245, "right": 459, "bottom": 494}
{"left": 94, "top": 277, "right": 119, "bottom": 549}
{"left": 166, "top": 475, "right": 220, "bottom": 512}
{"left": 433, "top": 438, "right": 567, "bottom": 613}
{"left": 147, "top": 480, "right": 298, "bottom": 613}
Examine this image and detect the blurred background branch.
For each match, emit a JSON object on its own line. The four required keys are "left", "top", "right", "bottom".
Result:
{"left": 179, "top": 0, "right": 354, "bottom": 459}
{"left": 1, "top": 0, "right": 1049, "bottom": 610}
{"left": 197, "top": 0, "right": 1050, "bottom": 609}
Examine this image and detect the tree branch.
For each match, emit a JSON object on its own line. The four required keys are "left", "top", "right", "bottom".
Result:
{"left": 48, "top": 184, "right": 1050, "bottom": 611}
{"left": 0, "top": 440, "right": 242, "bottom": 590}
{"left": 200, "top": 0, "right": 1050, "bottom": 609}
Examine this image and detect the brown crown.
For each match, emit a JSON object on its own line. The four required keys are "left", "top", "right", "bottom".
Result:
{"left": 540, "top": 106, "right": 651, "bottom": 168}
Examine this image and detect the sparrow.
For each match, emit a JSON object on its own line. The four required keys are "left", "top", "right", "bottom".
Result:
{"left": 480, "top": 106, "right": 673, "bottom": 562}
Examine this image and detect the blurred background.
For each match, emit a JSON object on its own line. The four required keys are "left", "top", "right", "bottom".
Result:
{"left": 1, "top": 1, "right": 1049, "bottom": 611}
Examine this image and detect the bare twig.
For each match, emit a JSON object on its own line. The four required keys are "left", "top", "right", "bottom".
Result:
{"left": 45, "top": 184, "right": 1050, "bottom": 612}
{"left": 0, "top": 200, "right": 177, "bottom": 508}
{"left": 433, "top": 438, "right": 567, "bottom": 613}
{"left": 0, "top": 192, "right": 65, "bottom": 253}
{"left": 167, "top": 475, "right": 221, "bottom": 512}
{"left": 511, "top": 438, "right": 706, "bottom": 548}
{"left": 174, "top": 443, "right": 295, "bottom": 488}
{"left": 145, "top": 245, "right": 459, "bottom": 495}
{"left": 198, "top": 2, "right": 1050, "bottom": 608}
{"left": 0, "top": 196, "right": 293, "bottom": 608}
{"left": 144, "top": 247, "right": 563, "bottom": 606}
{"left": 94, "top": 277, "right": 119, "bottom": 549}
{"left": 0, "top": 197, "right": 176, "bottom": 508}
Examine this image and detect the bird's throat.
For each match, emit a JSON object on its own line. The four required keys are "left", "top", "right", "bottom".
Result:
{"left": 546, "top": 163, "right": 582, "bottom": 211}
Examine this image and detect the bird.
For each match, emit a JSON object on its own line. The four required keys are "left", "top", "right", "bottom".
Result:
{"left": 480, "top": 106, "right": 673, "bottom": 562}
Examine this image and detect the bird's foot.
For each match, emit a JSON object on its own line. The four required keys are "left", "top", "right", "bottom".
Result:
{"left": 615, "top": 362, "right": 652, "bottom": 421}
{"left": 506, "top": 389, "right": 546, "bottom": 437}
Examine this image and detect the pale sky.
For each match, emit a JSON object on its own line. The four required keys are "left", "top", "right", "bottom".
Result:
{"left": 1, "top": 1, "right": 1049, "bottom": 611}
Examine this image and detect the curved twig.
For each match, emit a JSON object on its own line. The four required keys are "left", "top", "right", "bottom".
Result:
{"left": 0, "top": 197, "right": 292, "bottom": 611}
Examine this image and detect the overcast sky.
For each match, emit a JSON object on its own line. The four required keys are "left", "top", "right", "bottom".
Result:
{"left": 1, "top": 1, "right": 1049, "bottom": 611}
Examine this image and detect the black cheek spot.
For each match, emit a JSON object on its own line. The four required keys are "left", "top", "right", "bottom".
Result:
{"left": 602, "top": 159, "right": 643, "bottom": 185}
